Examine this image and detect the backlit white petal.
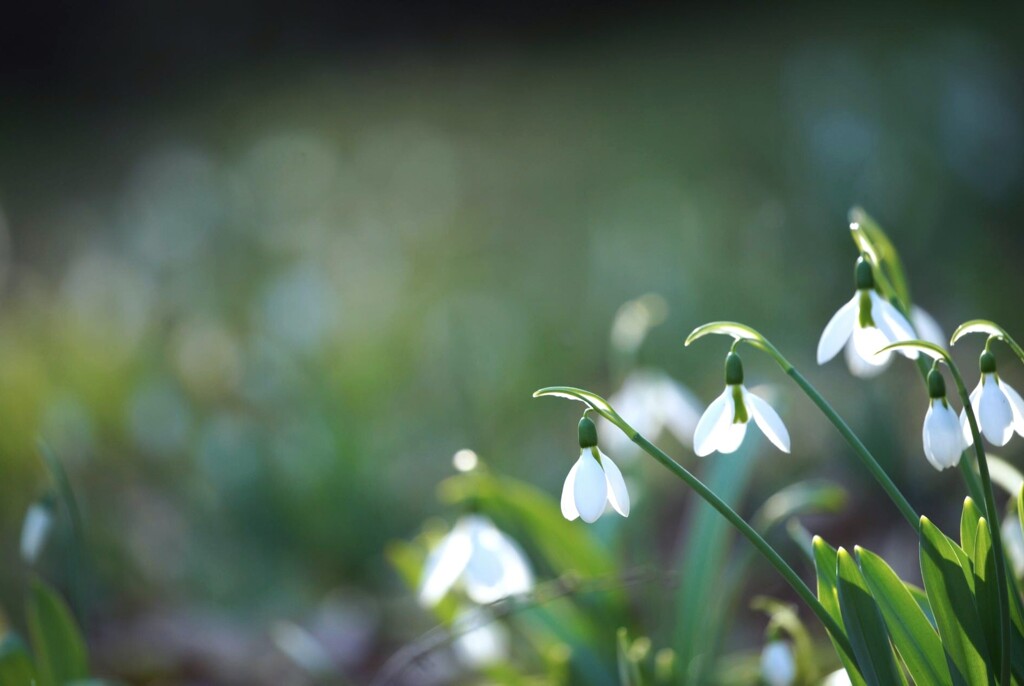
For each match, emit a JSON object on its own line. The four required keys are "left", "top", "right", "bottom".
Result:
{"left": 911, "top": 306, "right": 946, "bottom": 348}
{"left": 961, "top": 383, "right": 982, "bottom": 446}
{"left": 999, "top": 379, "right": 1024, "bottom": 437}
{"left": 419, "top": 524, "right": 472, "bottom": 606}
{"left": 844, "top": 337, "right": 889, "bottom": 377}
{"left": 573, "top": 449, "right": 608, "bottom": 523}
{"left": 560, "top": 459, "right": 581, "bottom": 520}
{"left": 463, "top": 517, "right": 533, "bottom": 602}
{"left": 851, "top": 325, "right": 893, "bottom": 368}
{"left": 923, "top": 400, "right": 963, "bottom": 470}
{"left": 715, "top": 420, "right": 747, "bottom": 454}
{"left": 817, "top": 294, "right": 858, "bottom": 364}
{"left": 745, "top": 389, "right": 791, "bottom": 453}
{"left": 694, "top": 390, "right": 731, "bottom": 457}
{"left": 761, "top": 640, "right": 797, "bottom": 686}
{"left": 979, "top": 375, "right": 1013, "bottom": 446}
{"left": 20, "top": 503, "right": 53, "bottom": 564}
{"left": 599, "top": 451, "right": 630, "bottom": 517}
{"left": 871, "top": 292, "right": 918, "bottom": 358}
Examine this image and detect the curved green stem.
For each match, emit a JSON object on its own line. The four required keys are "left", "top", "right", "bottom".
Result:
{"left": 946, "top": 362, "right": 1011, "bottom": 686}
{"left": 626, "top": 431, "right": 854, "bottom": 658}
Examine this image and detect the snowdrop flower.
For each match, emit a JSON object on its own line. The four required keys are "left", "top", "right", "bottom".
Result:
{"left": 822, "top": 669, "right": 853, "bottom": 686}
{"left": 961, "top": 350, "right": 1024, "bottom": 447}
{"left": 760, "top": 640, "right": 796, "bottom": 686}
{"left": 694, "top": 353, "right": 790, "bottom": 456}
{"left": 817, "top": 257, "right": 918, "bottom": 377}
{"left": 561, "top": 415, "right": 629, "bottom": 523}
{"left": 922, "top": 368, "right": 965, "bottom": 471}
{"left": 598, "top": 369, "right": 701, "bottom": 459}
{"left": 418, "top": 514, "right": 533, "bottom": 606}
{"left": 20, "top": 499, "right": 55, "bottom": 564}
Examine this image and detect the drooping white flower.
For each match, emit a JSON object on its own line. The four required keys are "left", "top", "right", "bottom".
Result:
{"left": 921, "top": 368, "right": 965, "bottom": 471}
{"left": 561, "top": 447, "right": 630, "bottom": 523}
{"left": 817, "top": 257, "right": 918, "bottom": 376}
{"left": 20, "top": 500, "right": 55, "bottom": 564}
{"left": 694, "top": 353, "right": 790, "bottom": 457}
{"left": 961, "top": 350, "right": 1024, "bottom": 447}
{"left": 760, "top": 640, "right": 796, "bottom": 686}
{"left": 822, "top": 669, "right": 853, "bottom": 686}
{"left": 418, "top": 514, "right": 534, "bottom": 606}
{"left": 598, "top": 368, "right": 701, "bottom": 459}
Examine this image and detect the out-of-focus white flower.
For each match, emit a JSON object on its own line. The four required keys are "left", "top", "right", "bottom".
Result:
{"left": 760, "top": 640, "right": 796, "bottom": 686}
{"left": 817, "top": 257, "right": 918, "bottom": 377}
{"left": 452, "top": 607, "right": 509, "bottom": 667}
{"left": 911, "top": 306, "right": 945, "bottom": 348}
{"left": 961, "top": 350, "right": 1024, "bottom": 447}
{"left": 922, "top": 369, "right": 965, "bottom": 471}
{"left": 694, "top": 353, "right": 790, "bottom": 456}
{"left": 1002, "top": 514, "right": 1024, "bottom": 578}
{"left": 418, "top": 515, "right": 533, "bottom": 607}
{"left": 822, "top": 668, "right": 853, "bottom": 686}
{"left": 20, "top": 500, "right": 55, "bottom": 564}
{"left": 598, "top": 369, "right": 701, "bottom": 458}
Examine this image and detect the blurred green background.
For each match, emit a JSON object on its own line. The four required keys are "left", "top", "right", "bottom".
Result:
{"left": 2, "top": 2, "right": 1024, "bottom": 683}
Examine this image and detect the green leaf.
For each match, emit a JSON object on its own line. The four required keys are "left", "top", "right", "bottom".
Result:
{"left": 0, "top": 634, "right": 38, "bottom": 686}
{"left": 836, "top": 548, "right": 905, "bottom": 686}
{"left": 856, "top": 547, "right": 950, "bottom": 686}
{"left": 919, "top": 516, "right": 993, "bottom": 686}
{"left": 972, "top": 520, "right": 1001, "bottom": 675}
{"left": 960, "top": 497, "right": 983, "bottom": 558}
{"left": 904, "top": 582, "right": 937, "bottom": 629}
{"left": 752, "top": 480, "right": 848, "bottom": 532}
{"left": 26, "top": 578, "right": 89, "bottom": 686}
{"left": 812, "top": 537, "right": 867, "bottom": 686}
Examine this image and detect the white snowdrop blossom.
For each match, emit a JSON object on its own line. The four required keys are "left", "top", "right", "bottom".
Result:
{"left": 418, "top": 514, "right": 534, "bottom": 607}
{"left": 561, "top": 415, "right": 630, "bottom": 523}
{"left": 598, "top": 369, "right": 702, "bottom": 459}
{"left": 760, "top": 640, "right": 796, "bottom": 686}
{"left": 693, "top": 353, "right": 790, "bottom": 457}
{"left": 921, "top": 369, "right": 965, "bottom": 471}
{"left": 817, "top": 258, "right": 918, "bottom": 377}
{"left": 20, "top": 501, "right": 55, "bottom": 564}
{"left": 822, "top": 669, "right": 853, "bottom": 686}
{"left": 961, "top": 350, "right": 1024, "bottom": 448}
{"left": 561, "top": 447, "right": 630, "bottom": 523}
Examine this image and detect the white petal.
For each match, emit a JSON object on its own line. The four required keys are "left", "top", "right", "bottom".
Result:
{"left": 871, "top": 292, "right": 918, "bottom": 358}
{"left": 922, "top": 400, "right": 963, "bottom": 470}
{"left": 463, "top": 516, "right": 534, "bottom": 603}
{"left": 850, "top": 325, "right": 893, "bottom": 368}
{"left": 999, "top": 379, "right": 1024, "bottom": 437}
{"left": 418, "top": 523, "right": 472, "bottom": 606}
{"left": 573, "top": 449, "right": 608, "bottom": 523}
{"left": 979, "top": 375, "right": 1014, "bottom": 446}
{"left": 745, "top": 388, "right": 791, "bottom": 453}
{"left": 20, "top": 503, "right": 53, "bottom": 564}
{"left": 817, "top": 294, "right": 858, "bottom": 364}
{"left": 560, "top": 459, "right": 581, "bottom": 521}
{"left": 694, "top": 389, "right": 731, "bottom": 457}
{"left": 844, "top": 337, "right": 889, "bottom": 378}
{"left": 599, "top": 451, "right": 630, "bottom": 517}
{"left": 760, "top": 640, "right": 797, "bottom": 686}
{"left": 715, "top": 421, "right": 747, "bottom": 454}
{"left": 911, "top": 306, "right": 946, "bottom": 348}
{"left": 452, "top": 607, "right": 509, "bottom": 667}
{"left": 961, "top": 382, "right": 982, "bottom": 446}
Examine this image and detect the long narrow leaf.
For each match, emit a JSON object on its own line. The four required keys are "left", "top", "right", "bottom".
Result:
{"left": 972, "top": 520, "right": 1001, "bottom": 675}
{"left": 919, "top": 516, "right": 993, "bottom": 686}
{"left": 856, "top": 547, "right": 950, "bottom": 685}
{"left": 813, "top": 537, "right": 867, "bottom": 686}
{"left": 960, "top": 497, "right": 983, "bottom": 558}
{"left": 26, "top": 578, "right": 89, "bottom": 686}
{"left": 0, "top": 635, "right": 37, "bottom": 686}
{"left": 836, "top": 548, "right": 904, "bottom": 686}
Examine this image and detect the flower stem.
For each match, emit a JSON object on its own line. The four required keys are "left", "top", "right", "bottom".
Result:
{"left": 946, "top": 361, "right": 1011, "bottom": 686}
{"left": 627, "top": 431, "right": 854, "bottom": 658}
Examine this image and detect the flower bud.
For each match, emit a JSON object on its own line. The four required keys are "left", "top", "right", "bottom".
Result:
{"left": 578, "top": 415, "right": 598, "bottom": 448}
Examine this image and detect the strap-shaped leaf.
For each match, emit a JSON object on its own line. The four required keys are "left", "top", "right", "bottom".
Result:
{"left": 919, "top": 516, "right": 993, "bottom": 686}
{"left": 973, "top": 520, "right": 1001, "bottom": 675}
{"left": 960, "top": 497, "right": 983, "bottom": 557}
{"left": 836, "top": 548, "right": 905, "bottom": 686}
{"left": 856, "top": 547, "right": 950, "bottom": 685}
{"left": 813, "top": 537, "right": 867, "bottom": 686}
{"left": 0, "top": 634, "right": 37, "bottom": 686}
{"left": 26, "top": 578, "right": 89, "bottom": 686}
